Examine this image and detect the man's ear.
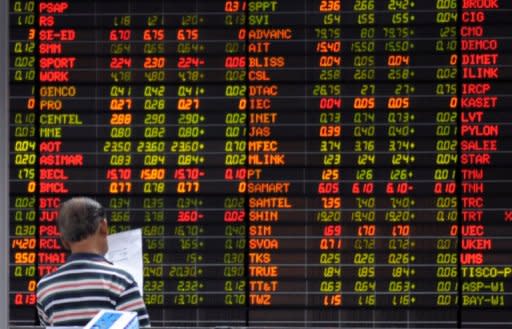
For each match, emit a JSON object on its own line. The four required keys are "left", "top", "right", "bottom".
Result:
{"left": 60, "top": 239, "right": 71, "bottom": 250}
{"left": 99, "top": 218, "right": 108, "bottom": 235}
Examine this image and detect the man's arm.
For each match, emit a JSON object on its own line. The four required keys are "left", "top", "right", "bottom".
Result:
{"left": 36, "top": 301, "right": 50, "bottom": 327}
{"left": 117, "top": 282, "right": 150, "bottom": 327}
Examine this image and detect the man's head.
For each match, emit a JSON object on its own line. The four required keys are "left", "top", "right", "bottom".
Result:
{"left": 57, "top": 197, "right": 109, "bottom": 255}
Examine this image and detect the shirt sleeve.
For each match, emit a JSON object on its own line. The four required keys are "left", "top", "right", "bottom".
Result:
{"left": 36, "top": 301, "right": 50, "bottom": 327}
{"left": 116, "top": 281, "right": 151, "bottom": 327}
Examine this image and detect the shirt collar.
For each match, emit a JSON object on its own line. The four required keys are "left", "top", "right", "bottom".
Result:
{"left": 67, "top": 252, "right": 112, "bottom": 264}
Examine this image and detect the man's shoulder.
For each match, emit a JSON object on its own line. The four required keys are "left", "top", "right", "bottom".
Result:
{"left": 38, "top": 258, "right": 135, "bottom": 287}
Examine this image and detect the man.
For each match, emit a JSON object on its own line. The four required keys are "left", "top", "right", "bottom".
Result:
{"left": 36, "top": 197, "right": 150, "bottom": 327}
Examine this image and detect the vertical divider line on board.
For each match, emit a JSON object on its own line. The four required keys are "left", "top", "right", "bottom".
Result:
{"left": 456, "top": 0, "right": 463, "bottom": 326}
{"left": 33, "top": 0, "right": 41, "bottom": 323}
{"left": 1, "top": 0, "right": 10, "bottom": 326}
{"left": 244, "top": 0, "right": 250, "bottom": 325}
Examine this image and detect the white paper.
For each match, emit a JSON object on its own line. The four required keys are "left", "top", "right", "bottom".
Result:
{"left": 105, "top": 228, "right": 144, "bottom": 296}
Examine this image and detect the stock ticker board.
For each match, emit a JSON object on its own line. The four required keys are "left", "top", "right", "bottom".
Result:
{"left": 7, "top": 0, "right": 512, "bottom": 327}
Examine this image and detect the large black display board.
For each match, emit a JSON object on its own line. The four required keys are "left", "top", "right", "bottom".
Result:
{"left": 8, "top": 0, "right": 512, "bottom": 327}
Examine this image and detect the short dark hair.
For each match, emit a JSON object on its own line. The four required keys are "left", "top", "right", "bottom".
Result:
{"left": 57, "top": 197, "right": 106, "bottom": 242}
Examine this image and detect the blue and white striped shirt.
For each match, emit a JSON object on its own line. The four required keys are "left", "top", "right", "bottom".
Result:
{"left": 36, "top": 253, "right": 150, "bottom": 327}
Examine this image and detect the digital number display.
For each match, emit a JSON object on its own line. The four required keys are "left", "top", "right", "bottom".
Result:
{"left": 8, "top": 0, "right": 512, "bottom": 327}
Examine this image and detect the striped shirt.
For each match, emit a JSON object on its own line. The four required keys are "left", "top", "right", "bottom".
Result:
{"left": 36, "top": 253, "right": 150, "bottom": 327}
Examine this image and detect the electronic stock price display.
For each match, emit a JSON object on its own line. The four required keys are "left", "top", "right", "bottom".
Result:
{"left": 7, "top": 0, "right": 512, "bottom": 327}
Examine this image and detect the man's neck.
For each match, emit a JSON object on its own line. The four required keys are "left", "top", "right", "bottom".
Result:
{"left": 69, "top": 237, "right": 104, "bottom": 255}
